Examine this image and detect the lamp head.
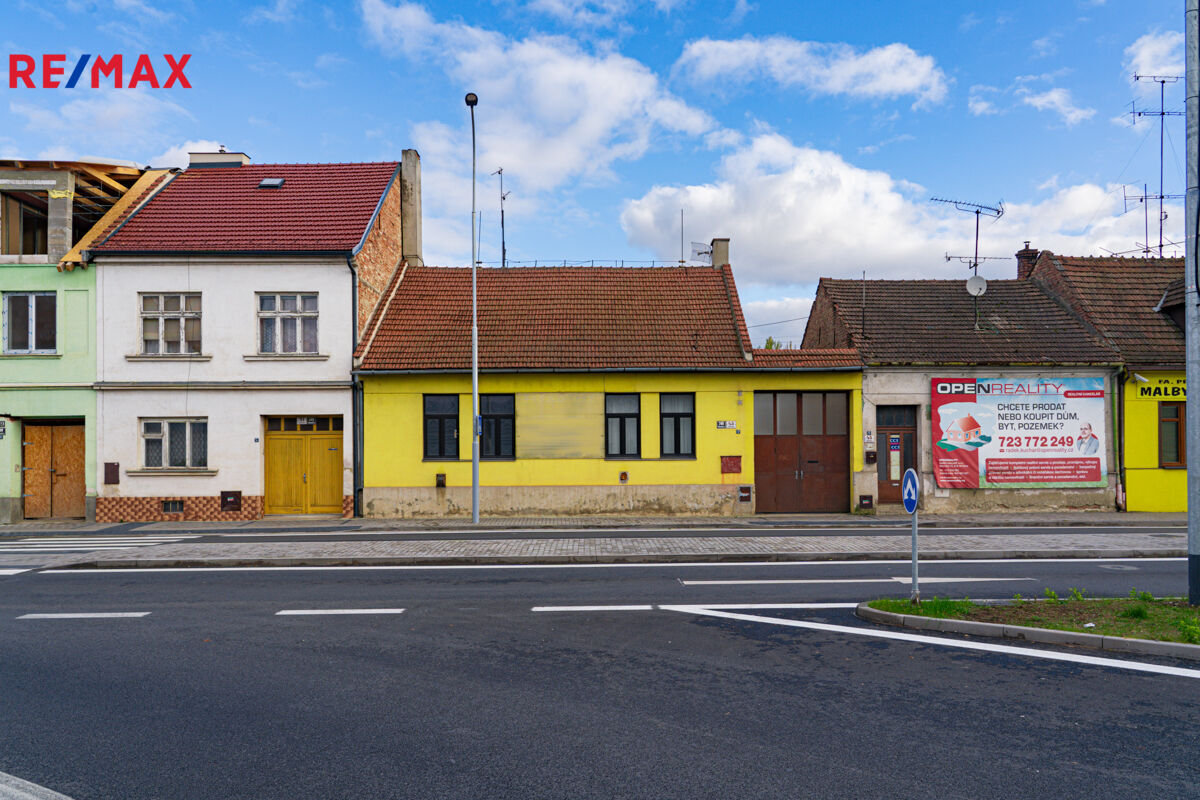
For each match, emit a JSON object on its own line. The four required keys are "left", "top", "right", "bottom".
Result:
{"left": 465, "top": 92, "right": 478, "bottom": 107}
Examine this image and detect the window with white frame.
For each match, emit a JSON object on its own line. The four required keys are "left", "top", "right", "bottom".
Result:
{"left": 3, "top": 291, "right": 55, "bottom": 353}
{"left": 140, "top": 293, "right": 201, "bottom": 354}
{"left": 258, "top": 293, "right": 318, "bottom": 354}
{"left": 141, "top": 419, "right": 208, "bottom": 468}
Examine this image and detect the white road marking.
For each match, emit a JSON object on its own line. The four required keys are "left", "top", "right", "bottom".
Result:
{"left": 37, "top": 556, "right": 1186, "bottom": 575}
{"left": 16, "top": 618, "right": 150, "bottom": 623}
{"left": 0, "top": 569, "right": 29, "bottom": 576}
{"left": 680, "top": 576, "right": 1033, "bottom": 586}
{"left": 0, "top": 768, "right": 76, "bottom": 800}
{"left": 10, "top": 537, "right": 196, "bottom": 543}
{"left": 658, "top": 606, "right": 1200, "bottom": 680}
{"left": 275, "top": 608, "right": 406, "bottom": 616}
{"left": 532, "top": 605, "right": 655, "bottom": 612}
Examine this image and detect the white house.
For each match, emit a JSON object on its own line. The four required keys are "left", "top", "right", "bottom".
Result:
{"left": 86, "top": 150, "right": 421, "bottom": 521}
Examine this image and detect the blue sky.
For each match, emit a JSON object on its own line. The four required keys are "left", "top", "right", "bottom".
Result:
{"left": 1, "top": 0, "right": 1188, "bottom": 344}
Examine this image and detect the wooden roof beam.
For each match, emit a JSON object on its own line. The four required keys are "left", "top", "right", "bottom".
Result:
{"left": 78, "top": 166, "right": 128, "bottom": 195}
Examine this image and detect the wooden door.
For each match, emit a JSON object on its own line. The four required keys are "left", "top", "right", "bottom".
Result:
{"left": 51, "top": 425, "right": 86, "bottom": 518}
{"left": 876, "top": 406, "right": 918, "bottom": 505}
{"left": 796, "top": 393, "right": 850, "bottom": 513}
{"left": 306, "top": 436, "right": 343, "bottom": 513}
{"left": 22, "top": 426, "right": 51, "bottom": 519}
{"left": 754, "top": 435, "right": 801, "bottom": 512}
{"left": 265, "top": 436, "right": 306, "bottom": 514}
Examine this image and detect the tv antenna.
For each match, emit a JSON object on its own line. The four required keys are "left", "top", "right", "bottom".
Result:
{"left": 1128, "top": 75, "right": 1184, "bottom": 257}
{"left": 492, "top": 168, "right": 510, "bottom": 268}
{"left": 931, "top": 197, "right": 1004, "bottom": 331}
{"left": 690, "top": 241, "right": 712, "bottom": 265}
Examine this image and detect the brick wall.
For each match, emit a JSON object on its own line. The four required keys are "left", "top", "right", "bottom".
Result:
{"left": 96, "top": 495, "right": 264, "bottom": 523}
{"left": 801, "top": 286, "right": 851, "bottom": 348}
{"left": 355, "top": 179, "right": 404, "bottom": 333}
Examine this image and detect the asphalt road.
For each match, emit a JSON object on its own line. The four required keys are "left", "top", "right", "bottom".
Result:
{"left": 0, "top": 557, "right": 1197, "bottom": 799}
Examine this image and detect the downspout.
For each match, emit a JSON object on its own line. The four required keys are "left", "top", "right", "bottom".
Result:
{"left": 348, "top": 255, "right": 363, "bottom": 518}
{"left": 1114, "top": 366, "right": 1126, "bottom": 511}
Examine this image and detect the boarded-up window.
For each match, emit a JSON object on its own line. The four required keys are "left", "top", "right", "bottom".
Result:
{"left": 515, "top": 393, "right": 604, "bottom": 458}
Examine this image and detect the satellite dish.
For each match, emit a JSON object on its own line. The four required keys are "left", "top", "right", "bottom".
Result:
{"left": 966, "top": 275, "right": 988, "bottom": 297}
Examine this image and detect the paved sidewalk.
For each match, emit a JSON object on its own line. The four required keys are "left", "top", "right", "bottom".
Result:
{"left": 1, "top": 510, "right": 1187, "bottom": 536}
{"left": 41, "top": 528, "right": 1187, "bottom": 569}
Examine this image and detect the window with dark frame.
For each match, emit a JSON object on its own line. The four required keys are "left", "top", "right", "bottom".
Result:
{"left": 1159, "top": 401, "right": 1186, "bottom": 468}
{"left": 660, "top": 393, "right": 695, "bottom": 458}
{"left": 605, "top": 394, "right": 640, "bottom": 458}
{"left": 481, "top": 394, "right": 515, "bottom": 459}
{"left": 424, "top": 395, "right": 459, "bottom": 460}
{"left": 258, "top": 293, "right": 319, "bottom": 354}
{"left": 141, "top": 418, "right": 208, "bottom": 469}
{"left": 3, "top": 291, "right": 55, "bottom": 353}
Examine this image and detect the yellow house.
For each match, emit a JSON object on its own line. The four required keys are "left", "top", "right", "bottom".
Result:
{"left": 354, "top": 248, "right": 861, "bottom": 517}
{"left": 1019, "top": 250, "right": 1185, "bottom": 512}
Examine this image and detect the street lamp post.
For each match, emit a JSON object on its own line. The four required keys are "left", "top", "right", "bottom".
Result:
{"left": 466, "top": 92, "right": 480, "bottom": 525}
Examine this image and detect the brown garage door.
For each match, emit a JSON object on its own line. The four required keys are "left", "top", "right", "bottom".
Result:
{"left": 754, "top": 392, "right": 849, "bottom": 513}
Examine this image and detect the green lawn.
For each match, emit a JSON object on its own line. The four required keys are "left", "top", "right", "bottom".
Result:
{"left": 869, "top": 589, "right": 1200, "bottom": 645}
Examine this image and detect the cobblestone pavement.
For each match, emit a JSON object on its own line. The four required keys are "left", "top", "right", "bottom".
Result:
{"left": 40, "top": 529, "right": 1187, "bottom": 568}
{"left": 1, "top": 510, "right": 1187, "bottom": 535}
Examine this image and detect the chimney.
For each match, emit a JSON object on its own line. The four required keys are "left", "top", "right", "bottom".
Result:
{"left": 400, "top": 149, "right": 422, "bottom": 266}
{"left": 1016, "top": 240, "right": 1038, "bottom": 280}
{"left": 711, "top": 237, "right": 729, "bottom": 267}
{"left": 187, "top": 148, "right": 251, "bottom": 169}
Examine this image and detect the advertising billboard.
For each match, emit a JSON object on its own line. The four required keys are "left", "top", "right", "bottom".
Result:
{"left": 931, "top": 378, "right": 1106, "bottom": 489}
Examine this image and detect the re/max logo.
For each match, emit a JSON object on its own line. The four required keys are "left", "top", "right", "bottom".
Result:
{"left": 7, "top": 54, "right": 191, "bottom": 89}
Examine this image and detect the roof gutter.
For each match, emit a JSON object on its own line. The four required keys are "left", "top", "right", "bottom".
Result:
{"left": 352, "top": 366, "right": 862, "bottom": 375}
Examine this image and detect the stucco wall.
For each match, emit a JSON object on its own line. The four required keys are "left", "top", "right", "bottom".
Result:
{"left": 362, "top": 371, "right": 862, "bottom": 517}
{"left": 0, "top": 261, "right": 97, "bottom": 519}
{"left": 96, "top": 388, "right": 352, "bottom": 499}
{"left": 860, "top": 368, "right": 1117, "bottom": 512}
{"left": 1123, "top": 371, "right": 1187, "bottom": 512}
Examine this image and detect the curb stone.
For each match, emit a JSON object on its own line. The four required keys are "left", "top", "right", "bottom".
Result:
{"left": 45, "top": 546, "right": 1188, "bottom": 570}
{"left": 855, "top": 601, "right": 1200, "bottom": 662}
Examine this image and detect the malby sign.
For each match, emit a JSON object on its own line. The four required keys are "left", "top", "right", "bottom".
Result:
{"left": 931, "top": 378, "right": 1106, "bottom": 489}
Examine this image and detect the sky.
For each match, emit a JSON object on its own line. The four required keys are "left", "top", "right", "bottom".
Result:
{"left": 0, "top": 0, "right": 1189, "bottom": 345}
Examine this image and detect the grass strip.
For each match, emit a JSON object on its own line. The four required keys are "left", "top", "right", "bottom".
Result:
{"left": 869, "top": 588, "right": 1200, "bottom": 645}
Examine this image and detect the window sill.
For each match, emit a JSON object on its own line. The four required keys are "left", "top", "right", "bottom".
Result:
{"left": 125, "top": 468, "right": 218, "bottom": 476}
{"left": 422, "top": 457, "right": 461, "bottom": 462}
{"left": 605, "top": 455, "right": 642, "bottom": 460}
{"left": 659, "top": 455, "right": 697, "bottom": 460}
{"left": 1160, "top": 464, "right": 1187, "bottom": 470}
{"left": 243, "top": 354, "right": 330, "bottom": 361}
{"left": 126, "top": 354, "right": 213, "bottom": 362}
{"left": 1, "top": 352, "right": 62, "bottom": 358}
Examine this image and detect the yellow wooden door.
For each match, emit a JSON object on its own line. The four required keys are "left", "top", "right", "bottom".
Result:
{"left": 306, "top": 436, "right": 343, "bottom": 513}
{"left": 22, "top": 426, "right": 51, "bottom": 519}
{"left": 265, "top": 435, "right": 305, "bottom": 514}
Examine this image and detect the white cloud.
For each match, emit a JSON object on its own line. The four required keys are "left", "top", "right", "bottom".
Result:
{"left": 1123, "top": 30, "right": 1183, "bottom": 82}
{"left": 620, "top": 133, "right": 1182, "bottom": 287}
{"left": 674, "top": 36, "right": 949, "bottom": 108}
{"left": 148, "top": 139, "right": 224, "bottom": 169}
{"left": 315, "top": 52, "right": 350, "bottom": 70}
{"left": 246, "top": 0, "right": 301, "bottom": 23}
{"left": 359, "top": 0, "right": 714, "bottom": 195}
{"left": 968, "top": 95, "right": 998, "bottom": 115}
{"left": 1021, "top": 88, "right": 1095, "bottom": 125}
{"left": 8, "top": 89, "right": 193, "bottom": 160}
{"left": 113, "top": 0, "right": 173, "bottom": 23}
{"left": 1031, "top": 35, "right": 1058, "bottom": 57}
{"left": 525, "top": 0, "right": 631, "bottom": 27}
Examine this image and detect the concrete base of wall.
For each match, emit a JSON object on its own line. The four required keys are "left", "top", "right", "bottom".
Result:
{"left": 85, "top": 495, "right": 96, "bottom": 523}
{"left": 0, "top": 497, "right": 19, "bottom": 524}
{"left": 363, "top": 484, "right": 753, "bottom": 518}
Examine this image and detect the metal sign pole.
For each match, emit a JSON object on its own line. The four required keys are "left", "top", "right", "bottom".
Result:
{"left": 1185, "top": 0, "right": 1199, "bottom": 603}
{"left": 911, "top": 509, "right": 919, "bottom": 603}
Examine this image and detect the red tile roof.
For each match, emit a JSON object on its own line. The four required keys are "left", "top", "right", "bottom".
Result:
{"left": 357, "top": 264, "right": 856, "bottom": 372}
{"left": 1032, "top": 253, "right": 1183, "bottom": 369}
{"left": 92, "top": 162, "right": 399, "bottom": 254}
{"left": 750, "top": 349, "right": 861, "bottom": 369}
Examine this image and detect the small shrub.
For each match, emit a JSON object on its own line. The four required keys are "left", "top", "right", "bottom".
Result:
{"left": 1043, "top": 588, "right": 1059, "bottom": 604}
{"left": 1068, "top": 587, "right": 1086, "bottom": 602}
{"left": 1121, "top": 604, "right": 1149, "bottom": 619}
{"left": 1012, "top": 593, "right": 1024, "bottom": 603}
{"left": 1177, "top": 618, "right": 1200, "bottom": 645}
{"left": 1129, "top": 588, "right": 1155, "bottom": 602}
